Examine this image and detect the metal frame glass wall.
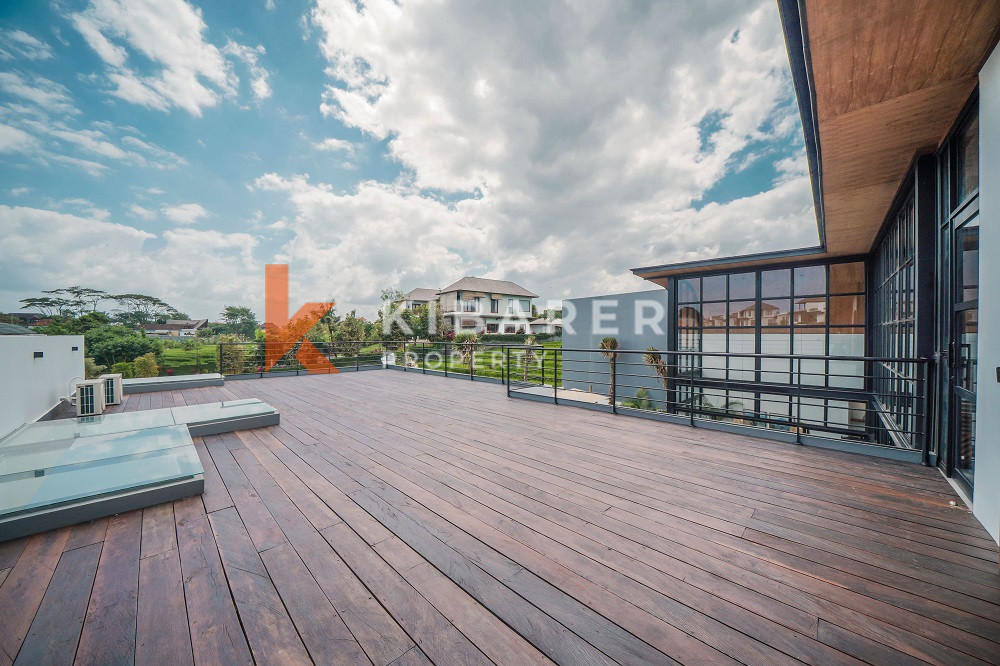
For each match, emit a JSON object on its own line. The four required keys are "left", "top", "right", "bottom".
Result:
{"left": 869, "top": 190, "right": 918, "bottom": 447}
{"left": 937, "top": 100, "right": 980, "bottom": 490}
{"left": 673, "top": 259, "right": 866, "bottom": 433}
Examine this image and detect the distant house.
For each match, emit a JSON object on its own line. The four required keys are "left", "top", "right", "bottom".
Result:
{"left": 140, "top": 319, "right": 208, "bottom": 339}
{"left": 529, "top": 317, "right": 562, "bottom": 335}
{"left": 437, "top": 277, "right": 538, "bottom": 334}
{"left": 399, "top": 288, "right": 439, "bottom": 310}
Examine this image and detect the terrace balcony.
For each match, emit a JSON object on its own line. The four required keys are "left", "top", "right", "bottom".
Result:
{"left": 1, "top": 368, "right": 998, "bottom": 664}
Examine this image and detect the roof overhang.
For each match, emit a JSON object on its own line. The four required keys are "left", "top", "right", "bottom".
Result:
{"left": 633, "top": 0, "right": 1000, "bottom": 284}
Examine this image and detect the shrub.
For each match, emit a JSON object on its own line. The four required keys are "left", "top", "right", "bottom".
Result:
{"left": 84, "top": 357, "right": 106, "bottom": 379}
{"left": 218, "top": 334, "right": 255, "bottom": 374}
{"left": 478, "top": 333, "right": 529, "bottom": 344}
{"left": 623, "top": 387, "right": 652, "bottom": 410}
{"left": 133, "top": 352, "right": 159, "bottom": 378}
{"left": 85, "top": 325, "right": 162, "bottom": 367}
{"left": 111, "top": 361, "right": 135, "bottom": 378}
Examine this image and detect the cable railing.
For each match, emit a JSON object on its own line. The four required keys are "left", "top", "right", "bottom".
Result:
{"left": 214, "top": 340, "right": 930, "bottom": 459}
{"left": 503, "top": 346, "right": 930, "bottom": 458}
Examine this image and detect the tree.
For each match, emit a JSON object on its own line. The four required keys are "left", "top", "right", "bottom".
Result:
{"left": 221, "top": 305, "right": 259, "bottom": 340}
{"left": 112, "top": 293, "right": 180, "bottom": 325}
{"left": 336, "top": 310, "right": 366, "bottom": 355}
{"left": 133, "top": 353, "right": 159, "bottom": 378}
{"left": 643, "top": 347, "right": 670, "bottom": 393}
{"left": 600, "top": 336, "right": 619, "bottom": 406}
{"left": 19, "top": 296, "right": 72, "bottom": 317}
{"left": 318, "top": 306, "right": 341, "bottom": 342}
{"left": 84, "top": 325, "right": 162, "bottom": 367}
{"left": 43, "top": 286, "right": 109, "bottom": 314}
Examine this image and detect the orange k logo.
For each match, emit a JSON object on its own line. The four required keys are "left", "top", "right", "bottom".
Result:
{"left": 264, "top": 264, "right": 338, "bottom": 374}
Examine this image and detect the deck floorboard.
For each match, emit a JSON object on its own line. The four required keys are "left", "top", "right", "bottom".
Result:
{"left": 0, "top": 371, "right": 997, "bottom": 664}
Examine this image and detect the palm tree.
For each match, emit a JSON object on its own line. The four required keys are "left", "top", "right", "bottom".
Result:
{"left": 643, "top": 347, "right": 669, "bottom": 392}
{"left": 599, "top": 336, "right": 619, "bottom": 405}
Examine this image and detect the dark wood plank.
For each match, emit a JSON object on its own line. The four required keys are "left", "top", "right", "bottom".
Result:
{"left": 194, "top": 438, "right": 234, "bottom": 513}
{"left": 259, "top": 542, "right": 370, "bottom": 665}
{"left": 14, "top": 542, "right": 102, "bottom": 665}
{"left": 76, "top": 510, "right": 142, "bottom": 666}
{"left": 136, "top": 545, "right": 193, "bottom": 665}
{"left": 139, "top": 503, "right": 176, "bottom": 560}
{"left": 0, "top": 527, "right": 71, "bottom": 665}
{"left": 174, "top": 496, "right": 253, "bottom": 666}
{"left": 207, "top": 507, "right": 311, "bottom": 665}
{"left": 320, "top": 521, "right": 493, "bottom": 666}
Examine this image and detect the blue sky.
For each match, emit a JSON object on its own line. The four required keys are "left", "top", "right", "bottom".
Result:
{"left": 0, "top": 0, "right": 817, "bottom": 320}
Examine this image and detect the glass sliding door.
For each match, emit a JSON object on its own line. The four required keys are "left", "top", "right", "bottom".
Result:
{"left": 939, "top": 103, "right": 979, "bottom": 490}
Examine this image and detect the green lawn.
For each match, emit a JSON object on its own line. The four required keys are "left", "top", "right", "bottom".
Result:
{"left": 160, "top": 345, "right": 218, "bottom": 375}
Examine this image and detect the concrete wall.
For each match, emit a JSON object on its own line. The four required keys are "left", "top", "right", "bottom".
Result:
{"left": 561, "top": 289, "right": 668, "bottom": 404}
{"left": 0, "top": 335, "right": 84, "bottom": 439}
{"left": 974, "top": 44, "right": 1000, "bottom": 543}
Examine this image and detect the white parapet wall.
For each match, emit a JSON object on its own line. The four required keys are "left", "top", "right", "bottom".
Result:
{"left": 974, "top": 43, "right": 1000, "bottom": 544}
{"left": 0, "top": 335, "right": 85, "bottom": 439}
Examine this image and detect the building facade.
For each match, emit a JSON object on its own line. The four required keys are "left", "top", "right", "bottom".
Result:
{"left": 628, "top": 1, "right": 1000, "bottom": 541}
{"left": 437, "top": 277, "right": 538, "bottom": 334}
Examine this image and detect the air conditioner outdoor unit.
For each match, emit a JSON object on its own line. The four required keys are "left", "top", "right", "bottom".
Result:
{"left": 99, "top": 373, "right": 123, "bottom": 405}
{"left": 75, "top": 379, "right": 106, "bottom": 417}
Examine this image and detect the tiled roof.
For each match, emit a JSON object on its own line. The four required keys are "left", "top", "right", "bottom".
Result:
{"left": 402, "top": 288, "right": 439, "bottom": 302}
{"left": 438, "top": 276, "right": 538, "bottom": 298}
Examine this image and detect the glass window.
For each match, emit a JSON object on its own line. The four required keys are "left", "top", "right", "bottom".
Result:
{"left": 794, "top": 265, "right": 826, "bottom": 295}
{"left": 677, "top": 278, "right": 700, "bottom": 303}
{"left": 729, "top": 272, "right": 755, "bottom": 300}
{"left": 702, "top": 301, "right": 726, "bottom": 328}
{"left": 958, "top": 223, "right": 979, "bottom": 302}
{"left": 829, "top": 295, "right": 865, "bottom": 326}
{"left": 760, "top": 300, "right": 790, "bottom": 326}
{"left": 830, "top": 262, "right": 864, "bottom": 294}
{"left": 761, "top": 269, "right": 790, "bottom": 298}
{"left": 728, "top": 301, "right": 755, "bottom": 327}
{"left": 794, "top": 297, "right": 826, "bottom": 325}
{"left": 954, "top": 110, "right": 979, "bottom": 207}
{"left": 703, "top": 275, "right": 726, "bottom": 301}
{"left": 677, "top": 304, "right": 701, "bottom": 328}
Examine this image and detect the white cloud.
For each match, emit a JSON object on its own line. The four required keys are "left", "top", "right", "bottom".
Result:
{"left": 223, "top": 41, "right": 271, "bottom": 103}
{"left": 276, "top": 0, "right": 816, "bottom": 307}
{"left": 314, "top": 137, "right": 355, "bottom": 154}
{"left": 0, "top": 30, "right": 54, "bottom": 61}
{"left": 0, "top": 124, "right": 37, "bottom": 153}
{"left": 161, "top": 202, "right": 210, "bottom": 225}
{"left": 8, "top": 186, "right": 30, "bottom": 196}
{"left": 0, "top": 205, "right": 261, "bottom": 318}
{"left": 129, "top": 204, "right": 157, "bottom": 220}
{"left": 71, "top": 0, "right": 270, "bottom": 115}
{"left": 0, "top": 71, "right": 76, "bottom": 115}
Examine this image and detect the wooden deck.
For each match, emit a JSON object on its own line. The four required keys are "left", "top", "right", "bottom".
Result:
{"left": 2, "top": 370, "right": 998, "bottom": 665}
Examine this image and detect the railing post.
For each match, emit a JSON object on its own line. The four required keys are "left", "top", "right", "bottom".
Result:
{"left": 611, "top": 352, "right": 617, "bottom": 414}
{"left": 541, "top": 349, "right": 546, "bottom": 387}
{"left": 218, "top": 343, "right": 223, "bottom": 376}
{"left": 553, "top": 349, "right": 559, "bottom": 405}
{"left": 444, "top": 343, "right": 449, "bottom": 377}
{"left": 402, "top": 340, "right": 407, "bottom": 372}
{"left": 795, "top": 357, "right": 803, "bottom": 444}
{"left": 506, "top": 347, "right": 511, "bottom": 397}
{"left": 422, "top": 343, "right": 427, "bottom": 374}
{"left": 689, "top": 357, "right": 695, "bottom": 426}
{"left": 920, "top": 359, "right": 930, "bottom": 466}
{"left": 469, "top": 344, "right": 474, "bottom": 381}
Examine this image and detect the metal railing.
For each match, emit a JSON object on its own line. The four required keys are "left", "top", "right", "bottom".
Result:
{"left": 504, "top": 346, "right": 930, "bottom": 457}
{"left": 214, "top": 340, "right": 930, "bottom": 458}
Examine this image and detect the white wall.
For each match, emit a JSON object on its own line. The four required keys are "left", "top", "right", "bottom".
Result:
{"left": 974, "top": 44, "right": 1000, "bottom": 543}
{"left": 0, "top": 335, "right": 84, "bottom": 439}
